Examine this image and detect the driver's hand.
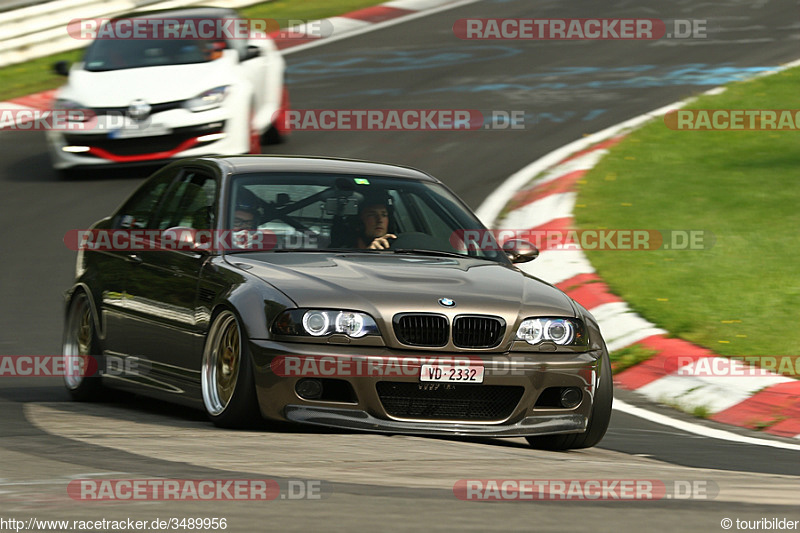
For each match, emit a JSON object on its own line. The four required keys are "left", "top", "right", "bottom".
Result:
{"left": 368, "top": 234, "right": 397, "bottom": 250}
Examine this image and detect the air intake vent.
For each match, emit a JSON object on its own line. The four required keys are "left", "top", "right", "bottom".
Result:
{"left": 377, "top": 382, "right": 523, "bottom": 420}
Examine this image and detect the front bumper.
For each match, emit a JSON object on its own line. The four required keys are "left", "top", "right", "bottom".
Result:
{"left": 249, "top": 340, "right": 605, "bottom": 437}
{"left": 285, "top": 405, "right": 586, "bottom": 437}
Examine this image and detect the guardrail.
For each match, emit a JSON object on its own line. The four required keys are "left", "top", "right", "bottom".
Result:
{"left": 0, "top": 0, "right": 53, "bottom": 14}
{"left": 0, "top": 0, "right": 266, "bottom": 68}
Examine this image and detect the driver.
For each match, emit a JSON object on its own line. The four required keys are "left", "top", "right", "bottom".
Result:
{"left": 357, "top": 199, "right": 396, "bottom": 249}
{"left": 232, "top": 203, "right": 258, "bottom": 231}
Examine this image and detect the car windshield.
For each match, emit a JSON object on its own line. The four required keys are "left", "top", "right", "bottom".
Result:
{"left": 83, "top": 23, "right": 225, "bottom": 72}
{"left": 226, "top": 172, "right": 509, "bottom": 263}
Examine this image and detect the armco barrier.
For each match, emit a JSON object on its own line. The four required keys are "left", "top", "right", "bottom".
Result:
{"left": 0, "top": 0, "right": 268, "bottom": 67}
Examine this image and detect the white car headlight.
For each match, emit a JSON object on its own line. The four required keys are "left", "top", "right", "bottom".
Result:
{"left": 516, "top": 318, "right": 586, "bottom": 346}
{"left": 273, "top": 309, "right": 380, "bottom": 339}
{"left": 54, "top": 98, "right": 84, "bottom": 110}
{"left": 184, "top": 86, "right": 229, "bottom": 112}
{"left": 53, "top": 99, "right": 93, "bottom": 122}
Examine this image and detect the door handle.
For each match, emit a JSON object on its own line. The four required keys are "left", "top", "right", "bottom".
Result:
{"left": 126, "top": 254, "right": 143, "bottom": 264}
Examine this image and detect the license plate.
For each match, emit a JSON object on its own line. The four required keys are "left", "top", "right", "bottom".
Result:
{"left": 420, "top": 364, "right": 484, "bottom": 383}
{"left": 109, "top": 123, "right": 171, "bottom": 139}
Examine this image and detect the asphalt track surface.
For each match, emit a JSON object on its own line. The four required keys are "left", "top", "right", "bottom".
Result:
{"left": 1, "top": 0, "right": 799, "bottom": 530}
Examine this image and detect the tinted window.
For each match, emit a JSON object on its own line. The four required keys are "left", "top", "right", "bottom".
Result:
{"left": 115, "top": 171, "right": 176, "bottom": 229}
{"left": 152, "top": 170, "right": 217, "bottom": 230}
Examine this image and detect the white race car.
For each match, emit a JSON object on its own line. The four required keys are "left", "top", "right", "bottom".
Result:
{"left": 47, "top": 7, "right": 288, "bottom": 176}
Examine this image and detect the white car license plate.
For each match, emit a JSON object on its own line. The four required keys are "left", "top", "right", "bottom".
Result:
{"left": 420, "top": 364, "right": 484, "bottom": 383}
{"left": 110, "top": 123, "right": 171, "bottom": 139}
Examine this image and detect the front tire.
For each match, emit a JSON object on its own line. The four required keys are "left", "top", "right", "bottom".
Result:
{"left": 248, "top": 106, "right": 261, "bottom": 154}
{"left": 262, "top": 87, "right": 289, "bottom": 145}
{"left": 526, "top": 350, "right": 613, "bottom": 450}
{"left": 62, "top": 291, "right": 103, "bottom": 401}
{"left": 58, "top": 168, "right": 79, "bottom": 180}
{"left": 201, "top": 310, "right": 260, "bottom": 428}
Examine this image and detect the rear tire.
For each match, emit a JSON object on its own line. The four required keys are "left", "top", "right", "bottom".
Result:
{"left": 261, "top": 125, "right": 284, "bottom": 145}
{"left": 526, "top": 350, "right": 613, "bottom": 450}
{"left": 62, "top": 292, "right": 104, "bottom": 401}
{"left": 201, "top": 310, "right": 261, "bottom": 428}
{"left": 58, "top": 168, "right": 79, "bottom": 180}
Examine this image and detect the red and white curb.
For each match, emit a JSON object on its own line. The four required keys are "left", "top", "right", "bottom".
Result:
{"left": 270, "top": 0, "right": 477, "bottom": 51}
{"left": 0, "top": 0, "right": 478, "bottom": 115}
{"left": 477, "top": 90, "right": 800, "bottom": 441}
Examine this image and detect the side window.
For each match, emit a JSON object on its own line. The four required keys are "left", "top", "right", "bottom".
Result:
{"left": 152, "top": 170, "right": 218, "bottom": 230}
{"left": 115, "top": 172, "right": 176, "bottom": 229}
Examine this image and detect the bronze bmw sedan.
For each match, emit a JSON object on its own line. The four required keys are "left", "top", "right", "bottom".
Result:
{"left": 62, "top": 155, "right": 612, "bottom": 450}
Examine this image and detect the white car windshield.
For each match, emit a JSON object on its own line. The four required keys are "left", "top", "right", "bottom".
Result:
{"left": 83, "top": 33, "right": 224, "bottom": 72}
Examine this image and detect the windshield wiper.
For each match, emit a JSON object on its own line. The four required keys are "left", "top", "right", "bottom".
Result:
{"left": 269, "top": 248, "right": 381, "bottom": 253}
{"left": 389, "top": 248, "right": 474, "bottom": 260}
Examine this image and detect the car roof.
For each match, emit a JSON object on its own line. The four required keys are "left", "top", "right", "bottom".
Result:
{"left": 111, "top": 6, "right": 237, "bottom": 21}
{"left": 197, "top": 155, "right": 441, "bottom": 183}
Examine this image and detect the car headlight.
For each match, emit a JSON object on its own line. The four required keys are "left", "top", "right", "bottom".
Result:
{"left": 54, "top": 98, "right": 84, "bottom": 110}
{"left": 53, "top": 99, "right": 92, "bottom": 122}
{"left": 515, "top": 317, "right": 587, "bottom": 346}
{"left": 273, "top": 309, "right": 379, "bottom": 338}
{"left": 184, "top": 86, "right": 229, "bottom": 112}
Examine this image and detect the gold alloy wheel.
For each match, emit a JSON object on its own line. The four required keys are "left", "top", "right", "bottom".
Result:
{"left": 63, "top": 293, "right": 92, "bottom": 390}
{"left": 202, "top": 311, "right": 241, "bottom": 416}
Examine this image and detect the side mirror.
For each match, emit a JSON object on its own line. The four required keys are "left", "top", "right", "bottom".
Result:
{"left": 244, "top": 45, "right": 262, "bottom": 60}
{"left": 53, "top": 60, "right": 70, "bottom": 76}
{"left": 163, "top": 227, "right": 210, "bottom": 252}
{"left": 503, "top": 239, "right": 539, "bottom": 264}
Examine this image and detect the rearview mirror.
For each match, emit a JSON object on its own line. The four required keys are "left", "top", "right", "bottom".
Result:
{"left": 324, "top": 197, "right": 358, "bottom": 216}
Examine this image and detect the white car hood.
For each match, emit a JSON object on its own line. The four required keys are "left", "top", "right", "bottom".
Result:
{"left": 59, "top": 57, "right": 239, "bottom": 107}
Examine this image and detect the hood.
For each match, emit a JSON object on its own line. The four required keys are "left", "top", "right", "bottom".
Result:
{"left": 228, "top": 252, "right": 576, "bottom": 321}
{"left": 59, "top": 55, "right": 239, "bottom": 106}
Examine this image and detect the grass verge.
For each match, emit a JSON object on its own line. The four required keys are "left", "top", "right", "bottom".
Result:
{"left": 0, "top": 0, "right": 386, "bottom": 101}
{"left": 610, "top": 344, "right": 658, "bottom": 373}
{"left": 576, "top": 66, "right": 800, "bottom": 368}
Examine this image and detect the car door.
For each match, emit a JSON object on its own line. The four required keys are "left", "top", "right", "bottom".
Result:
{"left": 122, "top": 167, "right": 219, "bottom": 389}
{"left": 97, "top": 166, "right": 179, "bottom": 358}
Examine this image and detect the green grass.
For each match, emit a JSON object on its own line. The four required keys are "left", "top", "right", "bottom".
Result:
{"left": 576, "top": 66, "right": 800, "bottom": 362}
{"left": 610, "top": 344, "right": 658, "bottom": 373}
{"left": 0, "top": 0, "right": 385, "bottom": 101}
